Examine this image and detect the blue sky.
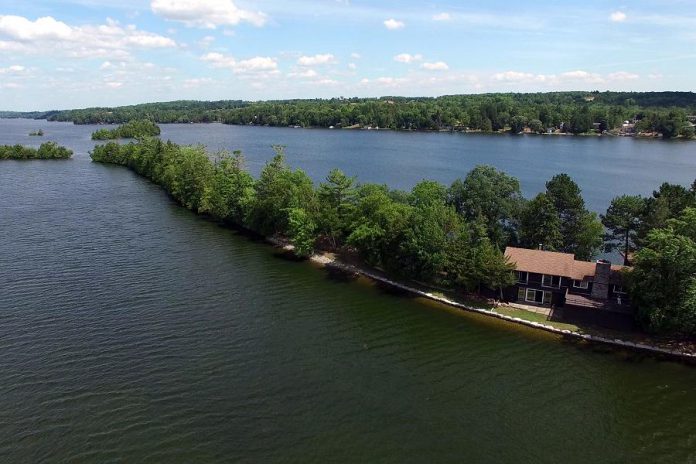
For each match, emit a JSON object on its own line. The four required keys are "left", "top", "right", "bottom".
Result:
{"left": 0, "top": 0, "right": 694, "bottom": 110}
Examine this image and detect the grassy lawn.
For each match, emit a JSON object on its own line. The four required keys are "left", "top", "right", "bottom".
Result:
{"left": 494, "top": 307, "right": 581, "bottom": 332}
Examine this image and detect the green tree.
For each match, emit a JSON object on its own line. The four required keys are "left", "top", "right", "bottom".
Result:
{"left": 199, "top": 151, "right": 256, "bottom": 225}
{"left": 545, "top": 174, "right": 602, "bottom": 259}
{"left": 528, "top": 119, "right": 544, "bottom": 134}
{"left": 602, "top": 195, "right": 645, "bottom": 264}
{"left": 518, "top": 193, "right": 563, "bottom": 250}
{"left": 249, "top": 147, "right": 317, "bottom": 236}
{"left": 630, "top": 226, "right": 696, "bottom": 334}
{"left": 317, "top": 169, "right": 356, "bottom": 248}
{"left": 288, "top": 208, "right": 317, "bottom": 257}
{"left": 509, "top": 115, "right": 528, "bottom": 134}
{"left": 447, "top": 166, "right": 522, "bottom": 248}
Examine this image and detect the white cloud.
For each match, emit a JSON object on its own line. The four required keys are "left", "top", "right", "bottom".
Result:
{"left": 0, "top": 15, "right": 176, "bottom": 59}
{"left": 183, "top": 77, "right": 213, "bottom": 88}
{"left": 201, "top": 52, "right": 278, "bottom": 74}
{"left": 0, "top": 64, "right": 25, "bottom": 73}
{"left": 422, "top": 61, "right": 449, "bottom": 71}
{"left": 0, "top": 15, "right": 72, "bottom": 41}
{"left": 491, "top": 69, "right": 640, "bottom": 86}
{"left": 150, "top": 0, "right": 267, "bottom": 28}
{"left": 348, "top": 62, "right": 357, "bottom": 70}
{"left": 105, "top": 81, "right": 123, "bottom": 89}
{"left": 432, "top": 13, "right": 451, "bottom": 21}
{"left": 232, "top": 57, "right": 277, "bottom": 74}
{"left": 288, "top": 69, "right": 318, "bottom": 78}
{"left": 394, "top": 53, "right": 422, "bottom": 63}
{"left": 316, "top": 78, "right": 338, "bottom": 86}
{"left": 297, "top": 54, "right": 336, "bottom": 66}
{"left": 201, "top": 51, "right": 236, "bottom": 68}
{"left": 607, "top": 71, "right": 639, "bottom": 80}
{"left": 350, "top": 52, "right": 361, "bottom": 59}
{"left": 648, "top": 73, "right": 663, "bottom": 80}
{"left": 383, "top": 18, "right": 405, "bottom": 30}
{"left": 360, "top": 76, "right": 407, "bottom": 87}
{"left": 560, "top": 70, "right": 603, "bottom": 83}
{"left": 610, "top": 11, "right": 627, "bottom": 22}
{"left": 198, "top": 35, "right": 215, "bottom": 48}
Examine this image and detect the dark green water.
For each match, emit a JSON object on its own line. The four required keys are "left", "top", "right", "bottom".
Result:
{"left": 1, "top": 119, "right": 696, "bottom": 463}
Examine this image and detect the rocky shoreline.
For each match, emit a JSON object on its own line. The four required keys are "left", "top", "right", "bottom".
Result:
{"left": 268, "top": 237, "right": 696, "bottom": 363}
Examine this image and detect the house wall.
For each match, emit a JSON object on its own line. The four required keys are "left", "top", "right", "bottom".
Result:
{"left": 512, "top": 272, "right": 567, "bottom": 307}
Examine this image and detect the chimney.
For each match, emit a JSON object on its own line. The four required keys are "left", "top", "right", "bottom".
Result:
{"left": 591, "top": 260, "right": 611, "bottom": 300}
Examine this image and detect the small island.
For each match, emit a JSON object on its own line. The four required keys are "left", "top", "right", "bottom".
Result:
{"left": 0, "top": 142, "right": 73, "bottom": 160}
{"left": 28, "top": 129, "right": 44, "bottom": 136}
{"left": 91, "top": 119, "right": 161, "bottom": 140}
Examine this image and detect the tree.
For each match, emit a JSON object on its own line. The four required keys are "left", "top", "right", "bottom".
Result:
{"left": 248, "top": 147, "right": 317, "bottom": 236}
{"left": 572, "top": 212, "right": 604, "bottom": 260}
{"left": 630, "top": 227, "right": 696, "bottom": 334}
{"left": 347, "top": 184, "right": 413, "bottom": 270}
{"left": 602, "top": 195, "right": 645, "bottom": 265}
{"left": 528, "top": 119, "right": 544, "bottom": 134}
{"left": 288, "top": 208, "right": 317, "bottom": 257}
{"left": 638, "top": 183, "right": 696, "bottom": 244}
{"left": 518, "top": 193, "right": 563, "bottom": 250}
{"left": 397, "top": 184, "right": 463, "bottom": 281}
{"left": 545, "top": 174, "right": 602, "bottom": 259}
{"left": 447, "top": 166, "right": 522, "bottom": 248}
{"left": 509, "top": 115, "right": 527, "bottom": 134}
{"left": 317, "top": 168, "right": 356, "bottom": 248}
{"left": 199, "top": 151, "right": 256, "bottom": 225}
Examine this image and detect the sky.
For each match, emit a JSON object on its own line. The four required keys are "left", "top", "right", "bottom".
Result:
{"left": 0, "top": 0, "right": 695, "bottom": 110}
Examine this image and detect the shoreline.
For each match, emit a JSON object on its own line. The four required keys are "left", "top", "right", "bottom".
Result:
{"left": 4, "top": 118, "right": 694, "bottom": 141}
{"left": 267, "top": 237, "right": 696, "bottom": 363}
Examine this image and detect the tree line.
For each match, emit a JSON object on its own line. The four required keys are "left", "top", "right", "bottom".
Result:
{"left": 90, "top": 137, "right": 696, "bottom": 336}
{"left": 22, "top": 92, "right": 695, "bottom": 139}
{"left": 0, "top": 142, "right": 72, "bottom": 160}
{"left": 91, "top": 120, "right": 161, "bottom": 140}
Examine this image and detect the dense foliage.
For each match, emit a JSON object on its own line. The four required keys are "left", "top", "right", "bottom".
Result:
{"left": 91, "top": 137, "right": 696, "bottom": 336}
{"left": 91, "top": 120, "right": 161, "bottom": 140}
{"left": 604, "top": 183, "right": 696, "bottom": 334}
{"left": 0, "top": 142, "right": 72, "bottom": 160}
{"left": 90, "top": 138, "right": 517, "bottom": 295}
{"left": 25, "top": 92, "right": 696, "bottom": 139}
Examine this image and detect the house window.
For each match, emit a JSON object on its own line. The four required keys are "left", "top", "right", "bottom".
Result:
{"left": 525, "top": 288, "right": 552, "bottom": 305}
{"left": 516, "top": 271, "right": 528, "bottom": 284}
{"left": 613, "top": 285, "right": 627, "bottom": 295}
{"left": 573, "top": 279, "right": 589, "bottom": 289}
{"left": 542, "top": 274, "right": 562, "bottom": 288}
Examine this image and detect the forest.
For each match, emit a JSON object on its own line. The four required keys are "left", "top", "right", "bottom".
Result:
{"left": 90, "top": 137, "right": 696, "bottom": 336}
{"left": 91, "top": 120, "right": 161, "bottom": 140}
{"left": 0, "top": 142, "right": 73, "bottom": 160}
{"left": 10, "top": 91, "right": 695, "bottom": 139}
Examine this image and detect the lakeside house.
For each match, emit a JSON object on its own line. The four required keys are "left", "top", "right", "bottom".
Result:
{"left": 504, "top": 247, "right": 630, "bottom": 314}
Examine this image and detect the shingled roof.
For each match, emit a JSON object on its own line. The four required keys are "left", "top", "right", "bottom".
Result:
{"left": 504, "top": 247, "right": 627, "bottom": 282}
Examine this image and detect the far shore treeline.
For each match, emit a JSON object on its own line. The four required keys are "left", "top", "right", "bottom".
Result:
{"left": 91, "top": 120, "right": 161, "bottom": 140}
{"left": 90, "top": 137, "right": 696, "bottom": 336}
{"left": 4, "top": 91, "right": 696, "bottom": 139}
{"left": 0, "top": 142, "right": 72, "bottom": 160}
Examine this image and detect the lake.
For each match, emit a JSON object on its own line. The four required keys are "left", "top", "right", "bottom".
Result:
{"left": 1, "top": 118, "right": 696, "bottom": 463}
{"left": 2, "top": 118, "right": 696, "bottom": 212}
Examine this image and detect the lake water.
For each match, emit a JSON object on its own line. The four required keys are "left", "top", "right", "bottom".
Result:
{"left": 2, "top": 118, "right": 696, "bottom": 212}
{"left": 1, "top": 118, "right": 696, "bottom": 463}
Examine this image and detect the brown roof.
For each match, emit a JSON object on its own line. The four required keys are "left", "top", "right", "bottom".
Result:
{"left": 504, "top": 247, "right": 628, "bottom": 281}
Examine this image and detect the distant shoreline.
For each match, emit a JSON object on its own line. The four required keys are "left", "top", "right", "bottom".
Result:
{"left": 2, "top": 117, "right": 692, "bottom": 141}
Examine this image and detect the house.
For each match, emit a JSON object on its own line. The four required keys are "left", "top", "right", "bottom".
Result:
{"left": 620, "top": 121, "right": 636, "bottom": 135}
{"left": 504, "top": 247, "right": 630, "bottom": 314}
